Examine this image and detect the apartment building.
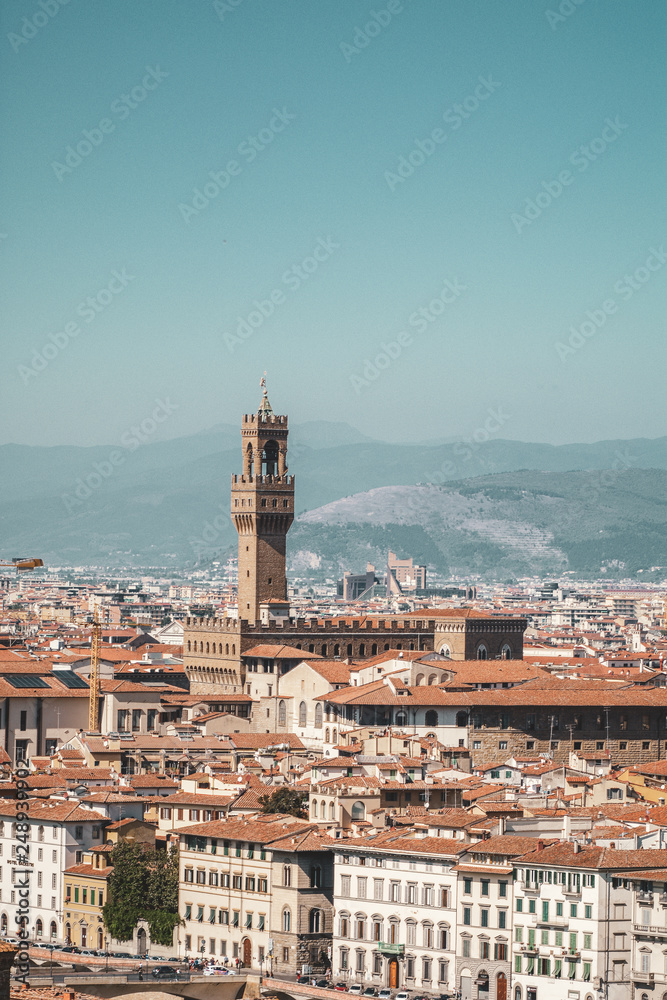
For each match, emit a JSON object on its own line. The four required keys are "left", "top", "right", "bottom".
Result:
{"left": 62, "top": 849, "right": 111, "bottom": 950}
{"left": 618, "top": 865, "right": 667, "bottom": 998}
{"left": 0, "top": 800, "right": 107, "bottom": 944}
{"left": 454, "top": 836, "right": 534, "bottom": 1000}
{"left": 511, "top": 843, "right": 667, "bottom": 1000}
{"left": 333, "top": 833, "right": 464, "bottom": 991}
{"left": 177, "top": 815, "right": 313, "bottom": 967}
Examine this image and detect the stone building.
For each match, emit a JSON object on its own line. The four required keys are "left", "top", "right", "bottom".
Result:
{"left": 269, "top": 828, "right": 334, "bottom": 977}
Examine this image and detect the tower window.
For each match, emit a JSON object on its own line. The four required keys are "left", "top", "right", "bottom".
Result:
{"left": 247, "top": 571, "right": 250, "bottom": 577}
{"left": 283, "top": 499, "right": 288, "bottom": 507}
{"left": 268, "top": 578, "right": 272, "bottom": 585}
{"left": 261, "top": 499, "right": 266, "bottom": 507}
{"left": 272, "top": 499, "right": 277, "bottom": 507}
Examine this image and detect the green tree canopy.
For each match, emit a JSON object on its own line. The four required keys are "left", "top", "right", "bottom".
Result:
{"left": 102, "top": 841, "right": 181, "bottom": 946}
{"left": 258, "top": 787, "right": 308, "bottom": 818}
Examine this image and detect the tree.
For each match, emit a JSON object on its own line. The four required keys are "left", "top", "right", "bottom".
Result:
{"left": 102, "top": 842, "right": 181, "bottom": 946}
{"left": 258, "top": 787, "right": 308, "bottom": 818}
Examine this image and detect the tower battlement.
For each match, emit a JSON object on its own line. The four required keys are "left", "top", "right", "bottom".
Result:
{"left": 242, "top": 413, "right": 288, "bottom": 426}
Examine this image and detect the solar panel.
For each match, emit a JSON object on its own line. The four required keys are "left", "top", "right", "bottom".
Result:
{"left": 52, "top": 672, "right": 89, "bottom": 689}
{"left": 6, "top": 675, "right": 49, "bottom": 689}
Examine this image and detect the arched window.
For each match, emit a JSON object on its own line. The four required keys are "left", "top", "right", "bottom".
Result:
{"left": 456, "top": 711, "right": 468, "bottom": 728}
{"left": 388, "top": 919, "right": 399, "bottom": 944}
{"left": 347, "top": 644, "right": 353, "bottom": 657}
{"left": 50, "top": 921, "right": 57, "bottom": 940}
{"left": 0, "top": 914, "right": 7, "bottom": 935}
{"left": 423, "top": 923, "right": 433, "bottom": 948}
{"left": 329, "top": 802, "right": 335, "bottom": 820}
{"left": 278, "top": 700, "right": 286, "bottom": 726}
{"left": 187, "top": 640, "right": 191, "bottom": 652}
{"left": 65, "top": 922, "right": 71, "bottom": 945}
{"left": 425, "top": 710, "right": 439, "bottom": 727}
{"left": 339, "top": 912, "right": 350, "bottom": 938}
{"left": 309, "top": 909, "right": 322, "bottom": 934}
{"left": 501, "top": 644, "right": 512, "bottom": 659}
{"left": 428, "top": 674, "right": 437, "bottom": 685}
{"left": 98, "top": 928, "right": 104, "bottom": 950}
{"left": 372, "top": 917, "right": 382, "bottom": 942}
{"left": 299, "top": 702, "right": 307, "bottom": 727}
{"left": 309, "top": 644, "right": 315, "bottom": 653}
{"left": 312, "top": 800, "right": 318, "bottom": 818}
{"left": 212, "top": 643, "right": 216, "bottom": 654}
{"left": 262, "top": 440, "right": 279, "bottom": 476}
{"left": 225, "top": 643, "right": 229, "bottom": 655}
{"left": 315, "top": 704, "right": 323, "bottom": 728}
{"left": 416, "top": 674, "right": 424, "bottom": 685}
{"left": 439, "top": 644, "right": 451, "bottom": 657}
{"left": 232, "top": 644, "right": 235, "bottom": 655}
{"left": 35, "top": 918, "right": 43, "bottom": 938}
{"left": 334, "top": 644, "right": 340, "bottom": 657}
{"left": 206, "top": 642, "right": 209, "bottom": 653}
{"left": 332, "top": 728, "right": 337, "bottom": 743}
{"left": 282, "top": 908, "right": 291, "bottom": 933}
{"left": 359, "top": 644, "right": 365, "bottom": 656}
{"left": 324, "top": 728, "right": 330, "bottom": 743}
{"left": 351, "top": 801, "right": 365, "bottom": 821}
{"left": 371, "top": 644, "right": 378, "bottom": 656}
{"left": 321, "top": 644, "right": 327, "bottom": 656}
{"left": 396, "top": 710, "right": 407, "bottom": 727}
{"left": 477, "top": 644, "right": 488, "bottom": 660}
{"left": 438, "top": 926, "right": 448, "bottom": 949}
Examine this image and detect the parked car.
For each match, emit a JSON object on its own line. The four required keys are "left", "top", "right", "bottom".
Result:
{"left": 152, "top": 966, "right": 174, "bottom": 978}
{"left": 79, "top": 949, "right": 97, "bottom": 957}
{"left": 395, "top": 992, "right": 409, "bottom": 1000}
{"left": 316, "top": 981, "right": 332, "bottom": 989}
{"left": 113, "top": 952, "right": 132, "bottom": 958}
{"left": 38, "top": 943, "right": 57, "bottom": 951}
{"left": 363, "top": 989, "right": 378, "bottom": 997}
{"left": 203, "top": 966, "right": 229, "bottom": 976}
{"left": 378, "top": 990, "right": 392, "bottom": 1000}
{"left": 59, "top": 946, "right": 78, "bottom": 953}
{"left": 348, "top": 986, "right": 363, "bottom": 995}
{"left": 335, "top": 984, "right": 348, "bottom": 992}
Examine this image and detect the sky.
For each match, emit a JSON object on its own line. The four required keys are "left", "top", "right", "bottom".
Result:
{"left": 1, "top": 0, "right": 665, "bottom": 448}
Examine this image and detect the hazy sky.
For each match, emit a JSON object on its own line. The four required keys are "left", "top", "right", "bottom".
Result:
{"left": 2, "top": 0, "right": 665, "bottom": 447}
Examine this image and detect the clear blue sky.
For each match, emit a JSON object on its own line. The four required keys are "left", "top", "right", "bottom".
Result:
{"left": 1, "top": 0, "right": 665, "bottom": 447}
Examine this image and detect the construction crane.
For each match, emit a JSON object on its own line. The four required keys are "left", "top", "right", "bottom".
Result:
{"left": 88, "top": 607, "right": 102, "bottom": 732}
{"left": 0, "top": 557, "right": 44, "bottom": 571}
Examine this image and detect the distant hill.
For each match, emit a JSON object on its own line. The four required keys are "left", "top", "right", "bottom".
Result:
{"left": 291, "top": 470, "right": 667, "bottom": 580}
{"left": 1, "top": 422, "right": 666, "bottom": 574}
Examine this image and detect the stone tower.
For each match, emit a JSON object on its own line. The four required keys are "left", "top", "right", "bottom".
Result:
{"left": 231, "top": 386, "right": 294, "bottom": 622}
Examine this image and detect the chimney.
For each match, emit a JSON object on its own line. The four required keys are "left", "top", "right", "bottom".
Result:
{"left": 573, "top": 841, "right": 580, "bottom": 854}
{"left": 536, "top": 839, "right": 544, "bottom": 852}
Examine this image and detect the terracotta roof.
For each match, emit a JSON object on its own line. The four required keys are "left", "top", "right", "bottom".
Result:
{"left": 517, "top": 844, "right": 667, "bottom": 870}
{"left": 63, "top": 862, "right": 113, "bottom": 876}
{"left": 242, "top": 644, "right": 322, "bottom": 659}
{"left": 177, "top": 815, "right": 311, "bottom": 843}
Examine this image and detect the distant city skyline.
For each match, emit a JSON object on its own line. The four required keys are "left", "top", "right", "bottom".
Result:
{"left": 1, "top": 1, "right": 665, "bottom": 448}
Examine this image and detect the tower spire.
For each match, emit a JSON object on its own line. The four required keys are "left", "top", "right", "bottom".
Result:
{"left": 258, "top": 372, "right": 273, "bottom": 417}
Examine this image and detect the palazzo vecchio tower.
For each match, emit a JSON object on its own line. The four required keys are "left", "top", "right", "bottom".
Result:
{"left": 231, "top": 383, "right": 294, "bottom": 622}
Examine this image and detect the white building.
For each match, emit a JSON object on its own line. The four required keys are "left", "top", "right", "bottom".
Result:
{"left": 333, "top": 832, "right": 463, "bottom": 992}
{"left": 0, "top": 799, "right": 107, "bottom": 944}
{"left": 511, "top": 842, "right": 667, "bottom": 1000}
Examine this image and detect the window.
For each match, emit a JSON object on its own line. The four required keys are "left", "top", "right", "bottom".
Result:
{"left": 495, "top": 943, "right": 508, "bottom": 961}
{"left": 282, "top": 909, "right": 291, "bottom": 933}
{"left": 585, "top": 904, "right": 592, "bottom": 919}
{"left": 357, "top": 877, "right": 367, "bottom": 899}
{"left": 283, "top": 865, "right": 291, "bottom": 887}
{"left": 481, "top": 908, "right": 489, "bottom": 927}
{"left": 481, "top": 880, "right": 489, "bottom": 896}
{"left": 499, "top": 910, "right": 507, "bottom": 929}
{"left": 499, "top": 881, "right": 507, "bottom": 898}
{"left": 480, "top": 941, "right": 490, "bottom": 959}
{"left": 462, "top": 938, "right": 471, "bottom": 958}
{"left": 464, "top": 878, "right": 472, "bottom": 894}
{"left": 463, "top": 907, "right": 471, "bottom": 926}
{"left": 299, "top": 702, "right": 307, "bottom": 727}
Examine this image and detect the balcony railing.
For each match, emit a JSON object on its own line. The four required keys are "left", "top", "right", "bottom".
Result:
{"left": 634, "top": 923, "right": 667, "bottom": 936}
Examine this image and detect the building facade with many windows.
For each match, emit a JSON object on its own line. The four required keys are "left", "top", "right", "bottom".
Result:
{"left": 333, "top": 834, "right": 463, "bottom": 992}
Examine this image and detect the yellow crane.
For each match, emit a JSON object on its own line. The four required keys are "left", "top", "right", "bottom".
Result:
{"left": 88, "top": 607, "right": 102, "bottom": 732}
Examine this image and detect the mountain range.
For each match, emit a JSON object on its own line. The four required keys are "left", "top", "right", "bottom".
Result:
{"left": 1, "top": 422, "right": 666, "bottom": 578}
